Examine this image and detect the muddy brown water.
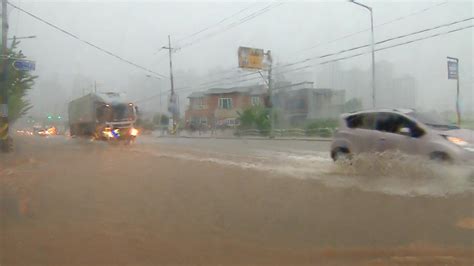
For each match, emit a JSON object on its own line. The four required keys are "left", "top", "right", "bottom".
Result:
{"left": 1, "top": 135, "right": 473, "bottom": 265}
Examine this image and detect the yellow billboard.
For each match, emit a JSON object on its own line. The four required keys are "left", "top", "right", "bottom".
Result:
{"left": 238, "top": 47, "right": 264, "bottom": 70}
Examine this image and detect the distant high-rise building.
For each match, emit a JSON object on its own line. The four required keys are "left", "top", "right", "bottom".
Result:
{"left": 378, "top": 75, "right": 416, "bottom": 109}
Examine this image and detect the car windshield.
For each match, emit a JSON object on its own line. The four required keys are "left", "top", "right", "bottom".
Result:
{"left": 407, "top": 111, "right": 459, "bottom": 130}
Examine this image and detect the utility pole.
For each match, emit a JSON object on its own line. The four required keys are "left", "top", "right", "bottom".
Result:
{"left": 162, "top": 35, "right": 178, "bottom": 133}
{"left": 0, "top": 0, "right": 11, "bottom": 152}
{"left": 167, "top": 35, "right": 175, "bottom": 97}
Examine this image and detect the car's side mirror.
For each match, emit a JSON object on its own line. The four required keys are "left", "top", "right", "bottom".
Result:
{"left": 399, "top": 127, "right": 411, "bottom": 136}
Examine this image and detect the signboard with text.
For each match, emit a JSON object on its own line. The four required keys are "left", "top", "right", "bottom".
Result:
{"left": 12, "top": 59, "right": 36, "bottom": 71}
{"left": 238, "top": 46, "right": 264, "bottom": 70}
{"left": 447, "top": 60, "right": 458, "bottom": 80}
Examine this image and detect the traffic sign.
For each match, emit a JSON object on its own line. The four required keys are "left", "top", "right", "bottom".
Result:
{"left": 447, "top": 60, "right": 458, "bottom": 80}
{"left": 12, "top": 59, "right": 36, "bottom": 71}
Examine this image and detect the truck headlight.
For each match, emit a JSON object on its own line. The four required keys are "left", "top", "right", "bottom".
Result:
{"left": 102, "top": 128, "right": 113, "bottom": 138}
{"left": 130, "top": 128, "right": 138, "bottom": 136}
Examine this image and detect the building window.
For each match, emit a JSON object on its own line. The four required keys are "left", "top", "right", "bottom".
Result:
{"left": 218, "top": 98, "right": 233, "bottom": 109}
{"left": 251, "top": 96, "right": 261, "bottom": 106}
{"left": 192, "top": 98, "right": 207, "bottom": 110}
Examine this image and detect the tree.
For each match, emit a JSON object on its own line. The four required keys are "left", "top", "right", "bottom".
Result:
{"left": 1, "top": 39, "right": 37, "bottom": 123}
{"left": 344, "top": 98, "right": 363, "bottom": 112}
{"left": 153, "top": 113, "right": 169, "bottom": 125}
{"left": 237, "top": 106, "right": 271, "bottom": 134}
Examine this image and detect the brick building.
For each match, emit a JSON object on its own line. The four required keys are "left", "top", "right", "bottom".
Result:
{"left": 185, "top": 85, "right": 267, "bottom": 128}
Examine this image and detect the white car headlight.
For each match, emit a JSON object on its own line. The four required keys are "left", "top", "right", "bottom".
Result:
{"left": 464, "top": 147, "right": 474, "bottom": 152}
{"left": 446, "top": 136, "right": 469, "bottom": 146}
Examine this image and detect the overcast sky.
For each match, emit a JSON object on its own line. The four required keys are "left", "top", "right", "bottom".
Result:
{"left": 7, "top": 0, "right": 473, "bottom": 117}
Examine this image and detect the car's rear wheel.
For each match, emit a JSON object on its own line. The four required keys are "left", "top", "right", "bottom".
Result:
{"left": 430, "top": 152, "right": 451, "bottom": 163}
{"left": 331, "top": 148, "right": 351, "bottom": 162}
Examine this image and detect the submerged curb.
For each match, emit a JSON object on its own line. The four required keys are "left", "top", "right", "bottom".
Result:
{"left": 156, "top": 135, "right": 332, "bottom": 142}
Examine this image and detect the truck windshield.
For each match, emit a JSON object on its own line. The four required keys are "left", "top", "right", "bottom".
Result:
{"left": 97, "top": 104, "right": 135, "bottom": 122}
{"left": 112, "top": 104, "right": 135, "bottom": 121}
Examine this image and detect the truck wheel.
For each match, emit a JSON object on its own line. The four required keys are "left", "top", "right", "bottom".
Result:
{"left": 70, "top": 126, "right": 76, "bottom": 136}
{"left": 124, "top": 137, "right": 135, "bottom": 145}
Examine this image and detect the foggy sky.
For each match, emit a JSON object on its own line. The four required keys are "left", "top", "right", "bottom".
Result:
{"left": 8, "top": 0, "right": 473, "bottom": 118}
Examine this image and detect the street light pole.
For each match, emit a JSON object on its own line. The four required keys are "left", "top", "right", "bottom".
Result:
{"left": 349, "top": 0, "right": 376, "bottom": 108}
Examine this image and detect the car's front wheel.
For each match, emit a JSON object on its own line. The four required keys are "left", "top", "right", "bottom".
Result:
{"left": 331, "top": 148, "right": 351, "bottom": 162}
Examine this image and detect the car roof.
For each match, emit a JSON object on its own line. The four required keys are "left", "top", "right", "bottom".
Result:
{"left": 342, "top": 108, "right": 415, "bottom": 118}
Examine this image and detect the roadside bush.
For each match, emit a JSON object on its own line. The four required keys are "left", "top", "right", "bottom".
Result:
{"left": 237, "top": 106, "right": 271, "bottom": 135}
{"left": 462, "top": 120, "right": 474, "bottom": 130}
{"left": 305, "top": 119, "right": 337, "bottom": 137}
{"left": 153, "top": 113, "right": 169, "bottom": 126}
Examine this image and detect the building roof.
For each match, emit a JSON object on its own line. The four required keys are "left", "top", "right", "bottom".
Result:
{"left": 187, "top": 84, "right": 267, "bottom": 98}
{"left": 188, "top": 91, "right": 205, "bottom": 98}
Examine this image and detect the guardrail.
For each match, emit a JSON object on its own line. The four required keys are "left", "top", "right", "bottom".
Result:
{"left": 235, "top": 127, "right": 335, "bottom": 137}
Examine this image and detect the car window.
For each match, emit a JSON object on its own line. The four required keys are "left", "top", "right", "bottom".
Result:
{"left": 346, "top": 113, "right": 376, "bottom": 129}
{"left": 376, "top": 112, "right": 424, "bottom": 137}
{"left": 407, "top": 111, "right": 459, "bottom": 130}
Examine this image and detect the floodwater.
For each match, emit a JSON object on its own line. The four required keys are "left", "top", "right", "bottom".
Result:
{"left": 134, "top": 137, "right": 474, "bottom": 197}
{"left": 1, "top": 135, "right": 473, "bottom": 265}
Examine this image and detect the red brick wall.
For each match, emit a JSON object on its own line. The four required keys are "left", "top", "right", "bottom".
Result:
{"left": 185, "top": 93, "right": 266, "bottom": 124}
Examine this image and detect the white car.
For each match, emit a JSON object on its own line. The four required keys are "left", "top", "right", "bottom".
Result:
{"left": 331, "top": 109, "right": 474, "bottom": 163}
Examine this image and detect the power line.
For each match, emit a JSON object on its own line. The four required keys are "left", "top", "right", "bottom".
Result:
{"left": 181, "top": 1, "right": 448, "bottom": 85}
{"left": 153, "top": 3, "right": 280, "bottom": 80}
{"left": 177, "top": 2, "right": 284, "bottom": 50}
{"left": 136, "top": 22, "right": 473, "bottom": 104}
{"left": 135, "top": 63, "right": 312, "bottom": 103}
{"left": 176, "top": 2, "right": 262, "bottom": 44}
{"left": 318, "top": 24, "right": 473, "bottom": 66}
{"left": 270, "top": 17, "right": 474, "bottom": 73}
{"left": 8, "top": 1, "right": 168, "bottom": 78}
{"left": 174, "top": 16, "right": 473, "bottom": 90}
{"left": 294, "top": 0, "right": 448, "bottom": 55}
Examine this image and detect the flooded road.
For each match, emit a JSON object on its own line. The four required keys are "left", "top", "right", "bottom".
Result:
{"left": 1, "top": 135, "right": 473, "bottom": 265}
{"left": 135, "top": 136, "right": 473, "bottom": 197}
